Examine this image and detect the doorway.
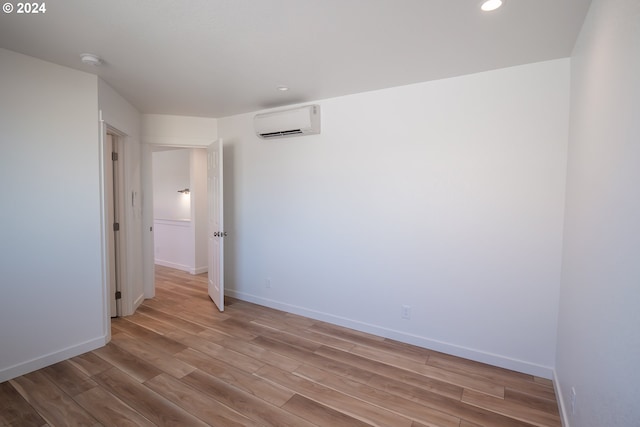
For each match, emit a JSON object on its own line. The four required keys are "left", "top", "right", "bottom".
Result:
{"left": 151, "top": 146, "right": 208, "bottom": 275}
{"left": 145, "top": 142, "right": 224, "bottom": 311}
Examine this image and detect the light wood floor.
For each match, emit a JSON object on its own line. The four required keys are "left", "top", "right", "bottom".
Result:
{"left": 1, "top": 266, "right": 561, "bottom": 427}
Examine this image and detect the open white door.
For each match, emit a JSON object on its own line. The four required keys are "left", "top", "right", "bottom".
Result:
{"left": 207, "top": 139, "right": 224, "bottom": 311}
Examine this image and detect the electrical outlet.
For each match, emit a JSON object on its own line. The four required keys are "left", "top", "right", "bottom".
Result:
{"left": 265, "top": 278, "right": 271, "bottom": 289}
{"left": 401, "top": 305, "right": 411, "bottom": 319}
{"left": 571, "top": 387, "right": 577, "bottom": 415}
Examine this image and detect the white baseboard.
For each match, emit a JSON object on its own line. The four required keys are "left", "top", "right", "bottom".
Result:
{"left": 133, "top": 293, "right": 145, "bottom": 310}
{"left": 190, "top": 266, "right": 207, "bottom": 275}
{"left": 0, "top": 335, "right": 107, "bottom": 382}
{"left": 553, "top": 370, "right": 570, "bottom": 427}
{"left": 154, "top": 259, "right": 191, "bottom": 273}
{"left": 154, "top": 260, "right": 206, "bottom": 275}
{"left": 225, "top": 289, "right": 554, "bottom": 379}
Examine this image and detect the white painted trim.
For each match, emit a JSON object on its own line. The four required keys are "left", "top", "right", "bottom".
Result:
{"left": 553, "top": 369, "right": 570, "bottom": 427}
{"left": 191, "top": 266, "right": 208, "bottom": 275}
{"left": 142, "top": 143, "right": 156, "bottom": 300}
{"left": 97, "top": 111, "right": 111, "bottom": 342}
{"left": 0, "top": 336, "right": 107, "bottom": 383}
{"left": 154, "top": 218, "right": 191, "bottom": 226}
{"left": 133, "top": 293, "right": 145, "bottom": 311}
{"left": 154, "top": 260, "right": 193, "bottom": 273}
{"left": 226, "top": 289, "right": 555, "bottom": 378}
{"left": 142, "top": 136, "right": 213, "bottom": 147}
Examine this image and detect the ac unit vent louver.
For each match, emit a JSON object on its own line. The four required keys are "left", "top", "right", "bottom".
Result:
{"left": 260, "top": 130, "right": 304, "bottom": 138}
{"left": 254, "top": 105, "right": 320, "bottom": 139}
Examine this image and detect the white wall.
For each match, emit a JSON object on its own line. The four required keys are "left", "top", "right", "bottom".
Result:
{"left": 98, "top": 79, "right": 145, "bottom": 315}
{"left": 0, "top": 49, "right": 105, "bottom": 381}
{"left": 153, "top": 219, "right": 194, "bottom": 271}
{"left": 153, "top": 149, "right": 191, "bottom": 220}
{"left": 555, "top": 0, "right": 640, "bottom": 425}
{"left": 142, "top": 114, "right": 218, "bottom": 147}
{"left": 219, "top": 58, "right": 570, "bottom": 377}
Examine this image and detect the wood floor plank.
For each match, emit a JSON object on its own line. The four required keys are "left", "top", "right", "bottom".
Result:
{"left": 169, "top": 331, "right": 266, "bottom": 373}
{"left": 182, "top": 369, "right": 317, "bottom": 427}
{"left": 427, "top": 353, "right": 556, "bottom": 402}
{"left": 198, "top": 317, "right": 260, "bottom": 341}
{"left": 282, "top": 393, "right": 374, "bottom": 427}
{"left": 135, "top": 305, "right": 206, "bottom": 334}
{"left": 144, "top": 373, "right": 260, "bottom": 427}
{"left": 364, "top": 372, "right": 532, "bottom": 427}
{"left": 462, "top": 389, "right": 561, "bottom": 427}
{"left": 252, "top": 333, "right": 466, "bottom": 409}
{"left": 215, "top": 336, "right": 303, "bottom": 372}
{"left": 533, "top": 377, "right": 554, "bottom": 387}
{"left": 10, "top": 371, "right": 100, "bottom": 426}
{"left": 168, "top": 306, "right": 232, "bottom": 330}
{"left": 293, "top": 328, "right": 358, "bottom": 351}
{"left": 117, "top": 311, "right": 183, "bottom": 336}
{"left": 427, "top": 352, "right": 533, "bottom": 384}
{"left": 175, "top": 348, "right": 293, "bottom": 406}
{"left": 259, "top": 327, "right": 324, "bottom": 352}
{"left": 92, "top": 343, "right": 162, "bottom": 383}
{"left": 365, "top": 363, "right": 464, "bottom": 401}
{"left": 93, "top": 367, "right": 209, "bottom": 426}
{"left": 505, "top": 388, "right": 560, "bottom": 416}
{"left": 350, "top": 343, "right": 433, "bottom": 371}
{"left": 249, "top": 312, "right": 317, "bottom": 334}
{"left": 67, "top": 352, "right": 113, "bottom": 377}
{"left": 110, "top": 333, "right": 197, "bottom": 379}
{"left": 316, "top": 345, "right": 505, "bottom": 398}
{"left": 73, "top": 386, "right": 155, "bottom": 427}
{"left": 112, "top": 318, "right": 187, "bottom": 355}
{"left": 293, "top": 363, "right": 461, "bottom": 427}
{"left": 256, "top": 364, "right": 414, "bottom": 427}
{"left": 0, "top": 381, "right": 47, "bottom": 427}
{"left": 41, "top": 360, "right": 97, "bottom": 397}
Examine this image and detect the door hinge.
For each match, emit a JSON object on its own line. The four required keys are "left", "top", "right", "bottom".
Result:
{"left": 115, "top": 291, "right": 122, "bottom": 300}
{"left": 112, "top": 152, "right": 118, "bottom": 161}
{"left": 113, "top": 222, "right": 120, "bottom": 231}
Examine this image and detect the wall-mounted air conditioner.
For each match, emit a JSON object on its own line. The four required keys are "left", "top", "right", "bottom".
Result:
{"left": 254, "top": 105, "right": 321, "bottom": 139}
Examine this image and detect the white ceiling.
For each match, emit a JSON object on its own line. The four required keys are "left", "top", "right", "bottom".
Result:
{"left": 0, "top": 0, "right": 592, "bottom": 118}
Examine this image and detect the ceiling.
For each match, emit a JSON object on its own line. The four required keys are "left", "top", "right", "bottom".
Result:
{"left": 0, "top": 0, "right": 592, "bottom": 118}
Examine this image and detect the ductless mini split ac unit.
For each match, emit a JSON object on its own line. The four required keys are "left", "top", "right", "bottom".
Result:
{"left": 254, "top": 104, "right": 321, "bottom": 139}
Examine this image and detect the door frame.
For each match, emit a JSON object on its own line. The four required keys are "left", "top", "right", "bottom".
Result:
{"left": 98, "top": 112, "right": 129, "bottom": 340}
{"left": 142, "top": 142, "right": 215, "bottom": 299}
{"left": 105, "top": 132, "right": 123, "bottom": 318}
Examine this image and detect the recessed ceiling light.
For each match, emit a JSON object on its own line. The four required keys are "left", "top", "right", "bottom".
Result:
{"left": 80, "top": 53, "right": 102, "bottom": 66}
{"left": 481, "top": 0, "right": 503, "bottom": 12}
{"left": 277, "top": 86, "right": 289, "bottom": 92}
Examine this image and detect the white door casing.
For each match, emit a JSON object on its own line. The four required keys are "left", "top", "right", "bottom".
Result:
{"left": 105, "top": 134, "right": 117, "bottom": 317}
{"left": 207, "top": 139, "right": 224, "bottom": 311}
